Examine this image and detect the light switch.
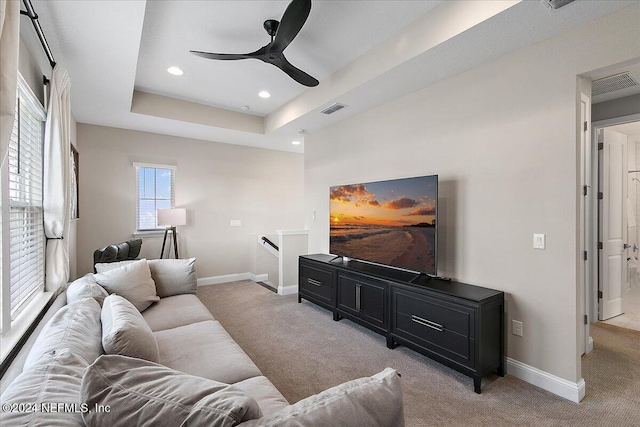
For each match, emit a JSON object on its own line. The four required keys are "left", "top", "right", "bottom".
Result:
{"left": 230, "top": 220, "right": 241, "bottom": 227}
{"left": 533, "top": 233, "right": 545, "bottom": 250}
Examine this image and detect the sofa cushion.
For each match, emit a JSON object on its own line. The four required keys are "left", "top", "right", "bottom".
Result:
{"left": 94, "top": 259, "right": 159, "bottom": 312}
{"left": 147, "top": 258, "right": 197, "bottom": 297}
{"left": 101, "top": 295, "right": 159, "bottom": 363}
{"left": 232, "top": 376, "right": 290, "bottom": 417}
{"left": 154, "top": 320, "right": 262, "bottom": 384}
{"left": 0, "top": 350, "right": 87, "bottom": 426}
{"left": 81, "top": 355, "right": 262, "bottom": 427}
{"left": 66, "top": 274, "right": 109, "bottom": 306}
{"left": 24, "top": 298, "right": 103, "bottom": 370}
{"left": 142, "top": 294, "right": 214, "bottom": 332}
{"left": 238, "top": 368, "right": 404, "bottom": 427}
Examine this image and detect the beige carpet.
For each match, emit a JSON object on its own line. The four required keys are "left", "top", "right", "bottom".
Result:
{"left": 197, "top": 281, "right": 640, "bottom": 426}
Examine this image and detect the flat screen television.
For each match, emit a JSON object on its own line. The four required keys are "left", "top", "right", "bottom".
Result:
{"left": 330, "top": 175, "right": 437, "bottom": 275}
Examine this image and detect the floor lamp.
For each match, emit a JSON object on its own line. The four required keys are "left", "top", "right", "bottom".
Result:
{"left": 157, "top": 208, "right": 187, "bottom": 259}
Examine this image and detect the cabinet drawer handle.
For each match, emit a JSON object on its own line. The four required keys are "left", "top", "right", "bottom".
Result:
{"left": 308, "top": 278, "right": 323, "bottom": 287}
{"left": 355, "top": 284, "right": 361, "bottom": 312}
{"left": 411, "top": 315, "right": 444, "bottom": 332}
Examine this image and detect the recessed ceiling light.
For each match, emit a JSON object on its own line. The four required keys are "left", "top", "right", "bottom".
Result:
{"left": 258, "top": 91, "right": 271, "bottom": 99}
{"left": 167, "top": 66, "right": 184, "bottom": 76}
{"left": 292, "top": 140, "right": 301, "bottom": 145}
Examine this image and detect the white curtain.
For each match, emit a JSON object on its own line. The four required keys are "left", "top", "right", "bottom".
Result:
{"left": 0, "top": 0, "right": 20, "bottom": 330}
{"left": 0, "top": 0, "right": 19, "bottom": 173}
{"left": 43, "top": 65, "right": 72, "bottom": 292}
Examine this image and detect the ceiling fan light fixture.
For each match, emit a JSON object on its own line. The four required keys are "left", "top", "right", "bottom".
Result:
{"left": 258, "top": 91, "right": 271, "bottom": 99}
{"left": 167, "top": 66, "right": 184, "bottom": 76}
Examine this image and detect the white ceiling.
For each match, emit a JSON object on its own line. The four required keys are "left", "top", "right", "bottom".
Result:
{"left": 609, "top": 121, "right": 640, "bottom": 139}
{"left": 590, "top": 62, "right": 640, "bottom": 104}
{"left": 31, "top": 0, "right": 638, "bottom": 153}
{"left": 136, "top": 1, "right": 441, "bottom": 116}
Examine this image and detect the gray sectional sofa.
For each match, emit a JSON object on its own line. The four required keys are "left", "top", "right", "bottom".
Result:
{"left": 0, "top": 258, "right": 405, "bottom": 426}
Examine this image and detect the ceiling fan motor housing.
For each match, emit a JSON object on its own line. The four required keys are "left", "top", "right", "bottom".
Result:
{"left": 264, "top": 19, "right": 279, "bottom": 37}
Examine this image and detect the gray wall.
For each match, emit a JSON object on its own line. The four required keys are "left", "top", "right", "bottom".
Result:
{"left": 304, "top": 4, "right": 640, "bottom": 383}
{"left": 76, "top": 124, "right": 305, "bottom": 278}
{"left": 592, "top": 94, "right": 640, "bottom": 122}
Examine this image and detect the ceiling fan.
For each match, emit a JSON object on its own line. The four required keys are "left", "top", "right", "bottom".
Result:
{"left": 190, "top": 0, "right": 319, "bottom": 87}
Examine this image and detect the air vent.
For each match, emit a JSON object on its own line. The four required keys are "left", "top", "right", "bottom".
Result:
{"left": 320, "top": 103, "right": 347, "bottom": 115}
{"left": 592, "top": 72, "right": 639, "bottom": 97}
{"left": 543, "top": 0, "right": 575, "bottom": 11}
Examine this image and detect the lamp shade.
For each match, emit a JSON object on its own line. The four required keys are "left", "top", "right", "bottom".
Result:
{"left": 157, "top": 208, "right": 187, "bottom": 227}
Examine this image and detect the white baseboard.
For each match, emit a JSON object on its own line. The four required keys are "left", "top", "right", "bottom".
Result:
{"left": 506, "top": 357, "right": 585, "bottom": 403}
{"left": 278, "top": 284, "right": 298, "bottom": 296}
{"left": 251, "top": 273, "right": 268, "bottom": 283}
{"left": 198, "top": 272, "right": 268, "bottom": 286}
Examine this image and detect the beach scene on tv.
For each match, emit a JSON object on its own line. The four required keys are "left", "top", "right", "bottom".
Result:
{"left": 330, "top": 175, "right": 437, "bottom": 275}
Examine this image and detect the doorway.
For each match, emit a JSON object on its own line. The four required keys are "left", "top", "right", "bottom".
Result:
{"left": 596, "top": 120, "right": 640, "bottom": 331}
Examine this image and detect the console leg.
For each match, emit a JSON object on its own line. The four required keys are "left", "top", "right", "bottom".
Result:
{"left": 474, "top": 377, "right": 482, "bottom": 394}
{"left": 333, "top": 311, "right": 340, "bottom": 321}
{"left": 497, "top": 364, "right": 505, "bottom": 377}
{"left": 298, "top": 295, "right": 302, "bottom": 303}
{"left": 386, "top": 335, "right": 396, "bottom": 349}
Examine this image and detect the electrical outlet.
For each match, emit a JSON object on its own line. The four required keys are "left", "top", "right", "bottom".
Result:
{"left": 512, "top": 320, "right": 523, "bottom": 337}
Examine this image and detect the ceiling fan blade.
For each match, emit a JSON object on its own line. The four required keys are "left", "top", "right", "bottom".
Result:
{"left": 190, "top": 51, "right": 255, "bottom": 61}
{"left": 277, "top": 54, "right": 318, "bottom": 87}
{"left": 271, "top": 0, "right": 312, "bottom": 52}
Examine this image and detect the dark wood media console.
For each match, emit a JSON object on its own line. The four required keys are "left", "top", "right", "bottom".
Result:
{"left": 298, "top": 254, "right": 504, "bottom": 393}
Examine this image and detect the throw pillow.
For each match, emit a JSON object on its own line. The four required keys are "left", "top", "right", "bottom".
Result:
{"left": 95, "top": 260, "right": 139, "bottom": 273}
{"left": 147, "top": 258, "right": 197, "bottom": 297}
{"left": 101, "top": 295, "right": 160, "bottom": 363}
{"left": 24, "top": 298, "right": 103, "bottom": 370}
{"left": 81, "top": 355, "right": 263, "bottom": 427}
{"left": 239, "top": 368, "right": 405, "bottom": 427}
{"left": 66, "top": 273, "right": 109, "bottom": 305}
{"left": 94, "top": 259, "right": 159, "bottom": 311}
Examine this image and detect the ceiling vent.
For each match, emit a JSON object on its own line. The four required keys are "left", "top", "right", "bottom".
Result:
{"left": 320, "top": 103, "right": 347, "bottom": 115}
{"left": 592, "top": 72, "right": 639, "bottom": 97}
{"left": 543, "top": 0, "right": 576, "bottom": 11}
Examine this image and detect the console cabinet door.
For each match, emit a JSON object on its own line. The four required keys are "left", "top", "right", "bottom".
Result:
{"left": 337, "top": 276, "right": 358, "bottom": 315}
{"left": 337, "top": 274, "right": 388, "bottom": 330}
{"left": 359, "top": 279, "right": 387, "bottom": 328}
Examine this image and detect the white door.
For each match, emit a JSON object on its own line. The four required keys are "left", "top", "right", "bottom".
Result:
{"left": 599, "top": 129, "right": 628, "bottom": 320}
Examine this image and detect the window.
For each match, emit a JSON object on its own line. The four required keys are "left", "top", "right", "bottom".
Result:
{"left": 134, "top": 163, "right": 175, "bottom": 231}
{"left": 1, "top": 73, "right": 46, "bottom": 325}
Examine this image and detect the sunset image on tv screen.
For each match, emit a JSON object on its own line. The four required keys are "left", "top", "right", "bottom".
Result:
{"left": 330, "top": 175, "right": 437, "bottom": 274}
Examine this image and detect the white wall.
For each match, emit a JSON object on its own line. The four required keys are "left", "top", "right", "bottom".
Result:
{"left": 304, "top": 4, "right": 640, "bottom": 384}
{"left": 76, "top": 124, "right": 304, "bottom": 278}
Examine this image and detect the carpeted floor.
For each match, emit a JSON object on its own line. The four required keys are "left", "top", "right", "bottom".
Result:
{"left": 197, "top": 281, "right": 640, "bottom": 427}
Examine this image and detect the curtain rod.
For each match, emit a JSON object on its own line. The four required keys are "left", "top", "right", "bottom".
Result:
{"left": 20, "top": 0, "right": 56, "bottom": 69}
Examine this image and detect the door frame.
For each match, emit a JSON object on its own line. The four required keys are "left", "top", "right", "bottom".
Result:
{"left": 586, "top": 113, "right": 640, "bottom": 350}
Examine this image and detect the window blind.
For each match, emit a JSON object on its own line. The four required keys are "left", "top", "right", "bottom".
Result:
{"left": 134, "top": 164, "right": 175, "bottom": 231}
{"left": 7, "top": 78, "right": 46, "bottom": 320}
